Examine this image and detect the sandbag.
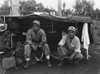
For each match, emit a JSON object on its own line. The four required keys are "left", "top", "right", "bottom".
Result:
{"left": 2, "top": 56, "right": 16, "bottom": 69}
{"left": 16, "top": 57, "right": 24, "bottom": 66}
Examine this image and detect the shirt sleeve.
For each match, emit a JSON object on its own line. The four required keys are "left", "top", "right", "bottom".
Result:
{"left": 58, "top": 35, "right": 67, "bottom": 46}
{"left": 74, "top": 38, "right": 81, "bottom": 53}
{"left": 26, "top": 29, "right": 32, "bottom": 43}
{"left": 41, "top": 30, "right": 47, "bottom": 44}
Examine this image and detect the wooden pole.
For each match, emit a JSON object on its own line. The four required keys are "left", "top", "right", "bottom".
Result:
{"left": 9, "top": 0, "right": 12, "bottom": 15}
{"left": 58, "top": 0, "right": 62, "bottom": 17}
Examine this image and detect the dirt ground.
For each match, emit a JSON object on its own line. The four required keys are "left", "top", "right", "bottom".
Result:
{"left": 0, "top": 44, "right": 100, "bottom": 74}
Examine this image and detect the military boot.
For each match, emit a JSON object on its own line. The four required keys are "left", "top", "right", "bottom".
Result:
{"left": 58, "top": 61, "right": 63, "bottom": 67}
{"left": 24, "top": 61, "right": 29, "bottom": 69}
{"left": 47, "top": 59, "right": 52, "bottom": 67}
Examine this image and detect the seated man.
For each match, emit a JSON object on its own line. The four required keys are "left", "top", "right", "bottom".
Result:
{"left": 58, "top": 26, "right": 83, "bottom": 66}
{"left": 24, "top": 20, "right": 52, "bottom": 68}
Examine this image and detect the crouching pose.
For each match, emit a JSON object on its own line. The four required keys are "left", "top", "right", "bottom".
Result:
{"left": 24, "top": 20, "right": 52, "bottom": 68}
{"left": 58, "top": 26, "right": 83, "bottom": 66}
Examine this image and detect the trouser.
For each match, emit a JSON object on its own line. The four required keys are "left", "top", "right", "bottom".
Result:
{"left": 58, "top": 46, "right": 83, "bottom": 60}
{"left": 24, "top": 43, "right": 50, "bottom": 61}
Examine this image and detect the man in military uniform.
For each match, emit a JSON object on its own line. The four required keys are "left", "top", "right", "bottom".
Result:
{"left": 24, "top": 20, "right": 52, "bottom": 68}
{"left": 58, "top": 26, "right": 83, "bottom": 66}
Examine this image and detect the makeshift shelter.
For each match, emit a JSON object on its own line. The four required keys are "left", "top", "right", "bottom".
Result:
{"left": 0, "top": 14, "right": 94, "bottom": 59}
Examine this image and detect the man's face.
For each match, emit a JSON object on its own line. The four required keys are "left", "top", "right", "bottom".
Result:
{"left": 68, "top": 30, "right": 75, "bottom": 39}
{"left": 33, "top": 23, "right": 40, "bottom": 32}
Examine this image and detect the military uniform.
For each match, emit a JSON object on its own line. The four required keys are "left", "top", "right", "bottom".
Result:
{"left": 24, "top": 28, "right": 50, "bottom": 59}
{"left": 24, "top": 20, "right": 52, "bottom": 68}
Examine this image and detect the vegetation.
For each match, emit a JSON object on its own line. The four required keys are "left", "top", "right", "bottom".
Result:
{"left": 0, "top": 0, "right": 100, "bottom": 19}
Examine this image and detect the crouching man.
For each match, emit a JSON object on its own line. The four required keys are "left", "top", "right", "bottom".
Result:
{"left": 58, "top": 26, "right": 83, "bottom": 66}
{"left": 24, "top": 20, "right": 52, "bottom": 68}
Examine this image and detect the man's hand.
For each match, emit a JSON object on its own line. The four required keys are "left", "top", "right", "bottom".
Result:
{"left": 39, "top": 45, "right": 42, "bottom": 48}
{"left": 69, "top": 52, "right": 77, "bottom": 60}
{"left": 31, "top": 44, "right": 37, "bottom": 51}
{"left": 69, "top": 55, "right": 74, "bottom": 60}
{"left": 69, "top": 47, "right": 75, "bottom": 51}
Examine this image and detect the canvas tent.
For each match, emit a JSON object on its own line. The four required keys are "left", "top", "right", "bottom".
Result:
{"left": 0, "top": 14, "right": 94, "bottom": 58}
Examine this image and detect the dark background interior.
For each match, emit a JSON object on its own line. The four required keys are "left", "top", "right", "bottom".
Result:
{"left": 4, "top": 17, "right": 93, "bottom": 52}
